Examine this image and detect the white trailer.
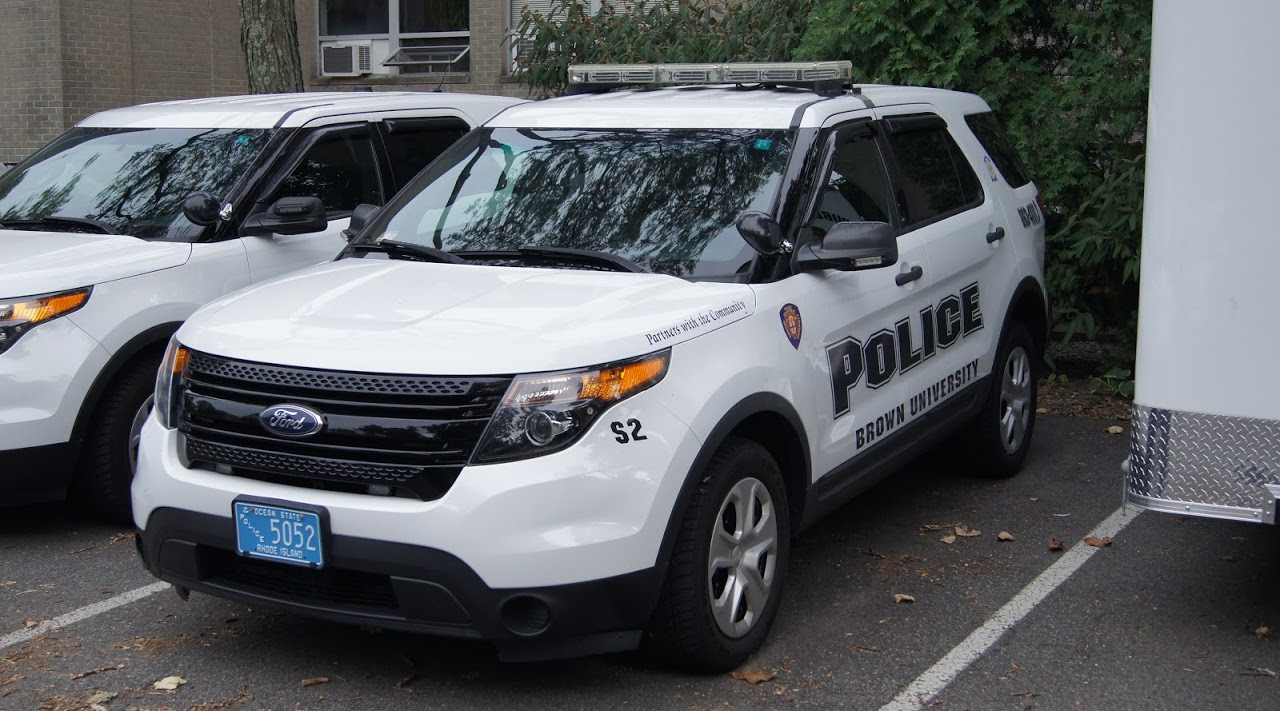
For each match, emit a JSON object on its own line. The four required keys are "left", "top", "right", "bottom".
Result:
{"left": 1124, "top": 0, "right": 1280, "bottom": 523}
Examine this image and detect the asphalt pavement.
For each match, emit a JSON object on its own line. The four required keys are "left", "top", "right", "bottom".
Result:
{"left": 1, "top": 415, "right": 1276, "bottom": 710}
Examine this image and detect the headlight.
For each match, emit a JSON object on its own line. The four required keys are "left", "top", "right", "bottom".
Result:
{"left": 473, "top": 350, "right": 671, "bottom": 463}
{"left": 0, "top": 288, "right": 91, "bottom": 355}
{"left": 154, "top": 337, "right": 189, "bottom": 430}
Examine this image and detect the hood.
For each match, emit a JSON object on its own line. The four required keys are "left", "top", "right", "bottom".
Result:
{"left": 0, "top": 230, "right": 191, "bottom": 297}
{"left": 181, "top": 258, "right": 755, "bottom": 374}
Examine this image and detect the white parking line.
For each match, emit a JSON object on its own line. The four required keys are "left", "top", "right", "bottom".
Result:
{"left": 879, "top": 506, "right": 1140, "bottom": 711}
{"left": 0, "top": 581, "right": 170, "bottom": 652}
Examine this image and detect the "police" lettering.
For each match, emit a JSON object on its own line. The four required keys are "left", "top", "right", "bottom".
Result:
{"left": 826, "top": 282, "right": 983, "bottom": 418}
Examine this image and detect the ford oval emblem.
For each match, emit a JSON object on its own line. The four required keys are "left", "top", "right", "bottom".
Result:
{"left": 258, "top": 404, "right": 325, "bottom": 438}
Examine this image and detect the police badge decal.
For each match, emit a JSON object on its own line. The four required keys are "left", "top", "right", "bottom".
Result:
{"left": 780, "top": 303, "right": 803, "bottom": 349}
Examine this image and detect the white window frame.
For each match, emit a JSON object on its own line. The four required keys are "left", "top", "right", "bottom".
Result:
{"left": 317, "top": 1, "right": 472, "bottom": 75}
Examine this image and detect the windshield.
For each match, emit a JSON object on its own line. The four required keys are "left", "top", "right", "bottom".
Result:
{"left": 0, "top": 127, "right": 272, "bottom": 240}
{"left": 366, "top": 127, "right": 794, "bottom": 278}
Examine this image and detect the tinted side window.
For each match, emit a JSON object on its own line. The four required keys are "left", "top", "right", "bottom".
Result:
{"left": 887, "top": 122, "right": 982, "bottom": 226}
{"left": 810, "top": 126, "right": 895, "bottom": 236}
{"left": 965, "top": 111, "right": 1031, "bottom": 187}
{"left": 275, "top": 126, "right": 382, "bottom": 215}
{"left": 380, "top": 118, "right": 471, "bottom": 191}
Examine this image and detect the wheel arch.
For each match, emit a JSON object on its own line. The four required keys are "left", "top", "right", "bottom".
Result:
{"left": 655, "top": 393, "right": 811, "bottom": 571}
{"left": 1001, "top": 276, "right": 1048, "bottom": 362}
{"left": 69, "top": 322, "right": 181, "bottom": 455}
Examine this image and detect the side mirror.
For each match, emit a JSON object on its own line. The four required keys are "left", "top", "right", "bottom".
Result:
{"left": 240, "top": 197, "right": 327, "bottom": 237}
{"left": 342, "top": 203, "right": 380, "bottom": 242}
{"left": 181, "top": 192, "right": 222, "bottom": 226}
{"left": 736, "top": 211, "right": 786, "bottom": 255}
{"left": 795, "top": 221, "right": 898, "bottom": 272}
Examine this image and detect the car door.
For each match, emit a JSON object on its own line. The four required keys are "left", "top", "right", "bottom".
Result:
{"left": 239, "top": 122, "right": 385, "bottom": 283}
{"left": 780, "top": 118, "right": 938, "bottom": 480}
{"left": 875, "top": 107, "right": 1000, "bottom": 406}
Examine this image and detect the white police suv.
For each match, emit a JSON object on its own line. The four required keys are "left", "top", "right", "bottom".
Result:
{"left": 0, "top": 92, "right": 523, "bottom": 519}
{"left": 133, "top": 62, "right": 1047, "bottom": 671}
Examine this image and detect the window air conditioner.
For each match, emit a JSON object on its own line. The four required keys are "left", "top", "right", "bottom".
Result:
{"left": 319, "top": 41, "right": 373, "bottom": 77}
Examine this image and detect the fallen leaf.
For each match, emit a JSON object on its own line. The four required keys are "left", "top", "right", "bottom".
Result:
{"left": 730, "top": 669, "right": 777, "bottom": 684}
{"left": 940, "top": 534, "right": 957, "bottom": 544}
{"left": 894, "top": 593, "right": 915, "bottom": 604}
{"left": 1049, "top": 538, "right": 1065, "bottom": 551}
{"left": 1084, "top": 536, "right": 1113, "bottom": 548}
{"left": 1029, "top": 497, "right": 1040, "bottom": 502}
{"left": 86, "top": 691, "right": 118, "bottom": 704}
{"left": 23, "top": 620, "right": 38, "bottom": 629}
{"left": 300, "top": 677, "right": 329, "bottom": 687}
{"left": 997, "top": 531, "right": 1016, "bottom": 542}
{"left": 153, "top": 675, "right": 187, "bottom": 691}
{"left": 1222, "top": 555, "right": 1236, "bottom": 563}
{"left": 1035, "top": 407, "right": 1048, "bottom": 414}
{"left": 955, "top": 525, "right": 981, "bottom": 537}
{"left": 1106, "top": 425, "right": 1124, "bottom": 434}
{"left": 1256, "top": 625, "right": 1271, "bottom": 640}
{"left": 919, "top": 522, "right": 960, "bottom": 532}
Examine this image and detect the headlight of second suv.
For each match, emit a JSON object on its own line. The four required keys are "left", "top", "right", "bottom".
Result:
{"left": 474, "top": 350, "right": 670, "bottom": 463}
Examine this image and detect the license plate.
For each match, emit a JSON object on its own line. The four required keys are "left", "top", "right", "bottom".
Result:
{"left": 234, "top": 501, "right": 324, "bottom": 568}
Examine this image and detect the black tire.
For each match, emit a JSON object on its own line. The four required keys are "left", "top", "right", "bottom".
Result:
{"left": 72, "top": 354, "right": 160, "bottom": 522}
{"left": 645, "top": 437, "right": 790, "bottom": 672}
{"left": 964, "top": 322, "right": 1038, "bottom": 478}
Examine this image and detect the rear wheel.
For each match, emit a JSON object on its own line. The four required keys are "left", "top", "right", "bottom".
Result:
{"left": 964, "top": 322, "right": 1038, "bottom": 478}
{"left": 646, "top": 437, "right": 789, "bottom": 672}
{"left": 72, "top": 354, "right": 160, "bottom": 522}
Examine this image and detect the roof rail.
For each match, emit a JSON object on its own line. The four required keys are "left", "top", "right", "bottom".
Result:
{"left": 565, "top": 61, "right": 854, "bottom": 97}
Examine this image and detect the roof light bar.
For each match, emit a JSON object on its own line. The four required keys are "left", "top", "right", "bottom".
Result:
{"left": 567, "top": 61, "right": 853, "bottom": 86}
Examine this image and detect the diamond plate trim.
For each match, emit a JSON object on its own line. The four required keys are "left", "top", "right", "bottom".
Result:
{"left": 1127, "top": 404, "right": 1280, "bottom": 523}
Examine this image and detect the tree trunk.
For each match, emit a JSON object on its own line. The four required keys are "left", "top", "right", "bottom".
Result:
{"left": 239, "top": 0, "right": 305, "bottom": 93}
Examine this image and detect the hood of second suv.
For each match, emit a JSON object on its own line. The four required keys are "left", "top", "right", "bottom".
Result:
{"left": 182, "top": 258, "right": 756, "bottom": 374}
{"left": 0, "top": 230, "right": 191, "bottom": 296}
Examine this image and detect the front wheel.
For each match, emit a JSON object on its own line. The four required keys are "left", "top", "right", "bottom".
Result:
{"left": 964, "top": 322, "right": 1038, "bottom": 478}
{"left": 72, "top": 355, "right": 160, "bottom": 522}
{"left": 645, "top": 437, "right": 790, "bottom": 672}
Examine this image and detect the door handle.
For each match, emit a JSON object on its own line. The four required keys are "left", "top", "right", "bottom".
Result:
{"left": 986, "top": 226, "right": 1006, "bottom": 244}
{"left": 895, "top": 265, "right": 924, "bottom": 286}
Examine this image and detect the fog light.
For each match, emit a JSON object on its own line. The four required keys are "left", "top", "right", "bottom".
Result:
{"left": 525, "top": 411, "right": 571, "bottom": 446}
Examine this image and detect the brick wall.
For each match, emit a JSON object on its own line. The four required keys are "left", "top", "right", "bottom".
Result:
{"left": 0, "top": 2, "right": 64, "bottom": 164}
{"left": 0, "top": 0, "right": 249, "bottom": 164}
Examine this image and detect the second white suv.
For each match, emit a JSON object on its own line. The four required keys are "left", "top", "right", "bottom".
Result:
{"left": 0, "top": 92, "right": 524, "bottom": 519}
{"left": 134, "top": 63, "right": 1046, "bottom": 670}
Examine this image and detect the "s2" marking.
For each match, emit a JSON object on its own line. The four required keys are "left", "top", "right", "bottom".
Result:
{"left": 610, "top": 419, "right": 647, "bottom": 444}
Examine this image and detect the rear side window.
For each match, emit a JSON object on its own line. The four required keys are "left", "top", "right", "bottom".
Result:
{"left": 885, "top": 117, "right": 982, "bottom": 226}
{"left": 965, "top": 112, "right": 1032, "bottom": 188}
{"left": 380, "top": 118, "right": 471, "bottom": 191}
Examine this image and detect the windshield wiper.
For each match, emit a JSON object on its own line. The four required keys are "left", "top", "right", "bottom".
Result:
{"left": 457, "top": 246, "right": 649, "bottom": 273}
{"left": 0, "top": 215, "right": 120, "bottom": 235}
{"left": 349, "top": 238, "right": 468, "bottom": 264}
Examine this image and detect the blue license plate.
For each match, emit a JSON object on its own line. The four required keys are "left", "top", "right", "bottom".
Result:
{"left": 234, "top": 502, "right": 324, "bottom": 568}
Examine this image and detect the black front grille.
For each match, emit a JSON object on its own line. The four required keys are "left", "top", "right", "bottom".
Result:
{"left": 178, "top": 351, "right": 511, "bottom": 500}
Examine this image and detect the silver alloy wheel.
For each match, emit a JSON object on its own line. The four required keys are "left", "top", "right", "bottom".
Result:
{"left": 128, "top": 394, "right": 154, "bottom": 475}
{"left": 707, "top": 476, "right": 778, "bottom": 639}
{"left": 999, "top": 345, "right": 1032, "bottom": 454}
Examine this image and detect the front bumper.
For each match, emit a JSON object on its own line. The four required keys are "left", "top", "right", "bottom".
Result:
{"left": 136, "top": 507, "right": 662, "bottom": 660}
{"left": 133, "top": 385, "right": 702, "bottom": 655}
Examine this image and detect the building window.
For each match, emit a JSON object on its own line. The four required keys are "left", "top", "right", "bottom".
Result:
{"left": 317, "top": 0, "right": 470, "bottom": 76}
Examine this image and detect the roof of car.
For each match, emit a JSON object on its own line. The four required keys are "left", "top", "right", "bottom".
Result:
{"left": 487, "top": 84, "right": 986, "bottom": 130}
{"left": 76, "top": 92, "right": 526, "bottom": 130}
